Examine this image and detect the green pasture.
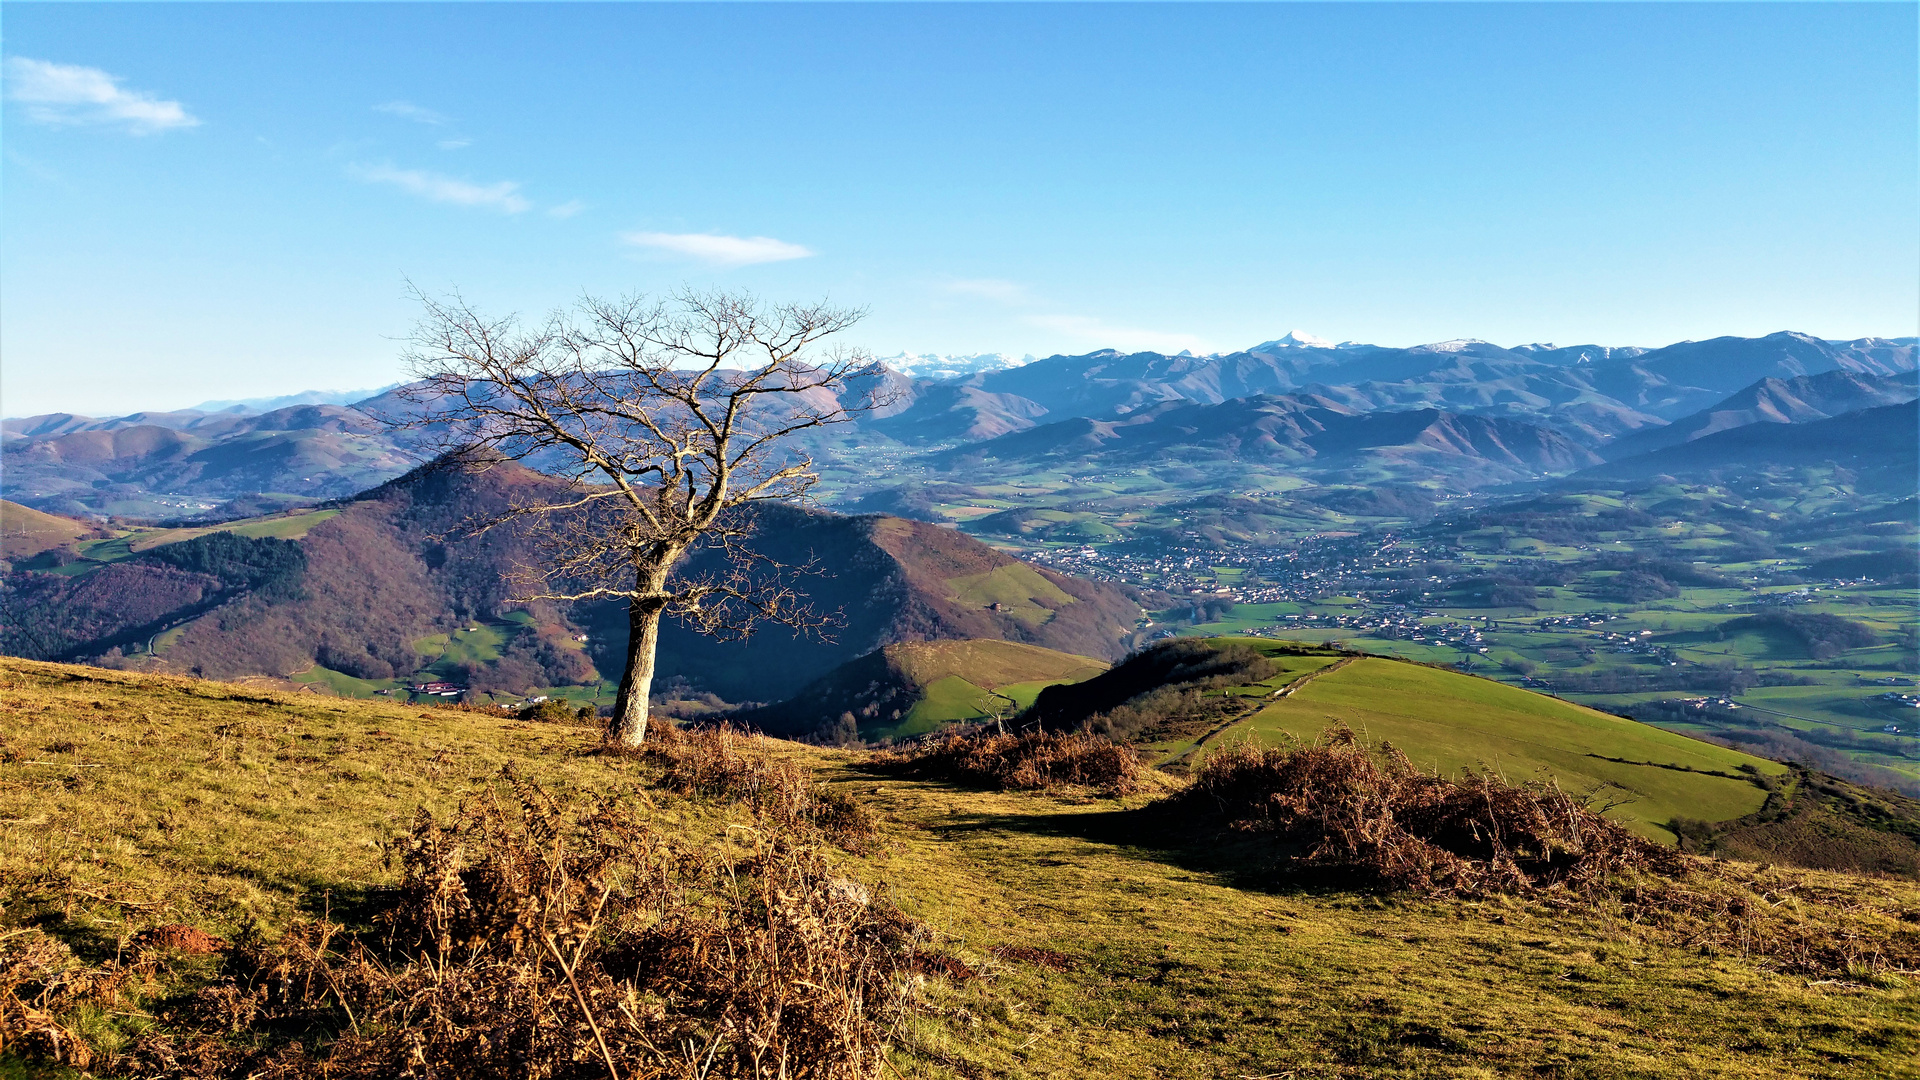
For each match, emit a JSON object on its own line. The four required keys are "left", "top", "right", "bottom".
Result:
{"left": 413, "top": 620, "right": 512, "bottom": 672}
{"left": 1171, "top": 601, "right": 1305, "bottom": 636}
{"left": 127, "top": 509, "right": 341, "bottom": 552}
{"left": 1214, "top": 657, "right": 1782, "bottom": 842}
{"left": 292, "top": 663, "right": 404, "bottom": 698}
{"left": 50, "top": 510, "right": 342, "bottom": 577}
{"left": 946, "top": 563, "right": 1075, "bottom": 628}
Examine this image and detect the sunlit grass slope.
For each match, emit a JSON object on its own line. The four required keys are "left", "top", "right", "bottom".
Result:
{"left": 3, "top": 657, "right": 1918, "bottom": 1078}
{"left": 1235, "top": 656, "right": 1784, "bottom": 842}
{"left": 0, "top": 500, "right": 95, "bottom": 560}
{"left": 123, "top": 509, "right": 341, "bottom": 553}
{"left": 890, "top": 640, "right": 1106, "bottom": 737}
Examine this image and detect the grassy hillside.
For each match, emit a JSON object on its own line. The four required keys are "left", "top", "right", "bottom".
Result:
{"left": 1029, "top": 637, "right": 1788, "bottom": 844}
{"left": 1227, "top": 656, "right": 1784, "bottom": 842}
{"left": 2, "top": 658, "right": 1918, "bottom": 1078}
{"left": 0, "top": 500, "right": 97, "bottom": 562}
{"left": 121, "top": 508, "right": 341, "bottom": 553}
{"left": 741, "top": 639, "right": 1108, "bottom": 743}
{"left": 2, "top": 464, "right": 1138, "bottom": 705}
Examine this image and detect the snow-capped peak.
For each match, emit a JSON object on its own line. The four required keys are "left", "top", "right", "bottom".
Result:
{"left": 874, "top": 352, "right": 1034, "bottom": 379}
{"left": 1417, "top": 338, "right": 1490, "bottom": 353}
{"left": 1255, "top": 330, "right": 1336, "bottom": 350}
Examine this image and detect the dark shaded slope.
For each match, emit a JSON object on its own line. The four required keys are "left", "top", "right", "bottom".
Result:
{"left": 736, "top": 638, "right": 1108, "bottom": 743}
{"left": 586, "top": 509, "right": 1140, "bottom": 702}
{"left": 934, "top": 395, "right": 1599, "bottom": 479}
{"left": 1602, "top": 370, "right": 1918, "bottom": 461}
{"left": 1576, "top": 401, "right": 1919, "bottom": 493}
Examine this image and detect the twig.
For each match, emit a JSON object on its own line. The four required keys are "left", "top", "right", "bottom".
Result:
{"left": 544, "top": 934, "right": 622, "bottom": 1080}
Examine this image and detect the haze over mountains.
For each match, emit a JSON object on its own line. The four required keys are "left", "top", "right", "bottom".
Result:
{"left": 2, "top": 330, "right": 1912, "bottom": 520}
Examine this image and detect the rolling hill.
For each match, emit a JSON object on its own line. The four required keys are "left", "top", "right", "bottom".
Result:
{"left": 1, "top": 403, "right": 417, "bottom": 518}
{"left": 0, "top": 499, "right": 102, "bottom": 563}
{"left": 1601, "top": 369, "right": 1919, "bottom": 461}
{"left": 737, "top": 638, "right": 1109, "bottom": 743}
{"left": 933, "top": 394, "right": 1601, "bottom": 484}
{"left": 1205, "top": 653, "right": 1783, "bottom": 842}
{"left": 1016, "top": 636, "right": 1920, "bottom": 867}
{"left": 0, "top": 462, "right": 1141, "bottom": 703}
{"left": 1577, "top": 400, "right": 1920, "bottom": 494}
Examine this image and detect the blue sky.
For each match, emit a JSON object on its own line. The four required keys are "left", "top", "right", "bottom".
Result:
{"left": 3, "top": 2, "right": 1915, "bottom": 417}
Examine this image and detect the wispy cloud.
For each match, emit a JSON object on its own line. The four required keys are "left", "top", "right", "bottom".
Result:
{"left": 4, "top": 57, "right": 199, "bottom": 134}
{"left": 349, "top": 163, "right": 529, "bottom": 213}
{"left": 1026, "top": 313, "right": 1214, "bottom": 356}
{"left": 374, "top": 100, "right": 448, "bottom": 125}
{"left": 621, "top": 231, "right": 814, "bottom": 267}
{"left": 942, "top": 278, "right": 1027, "bottom": 304}
{"left": 436, "top": 138, "right": 471, "bottom": 151}
{"left": 547, "top": 200, "right": 585, "bottom": 219}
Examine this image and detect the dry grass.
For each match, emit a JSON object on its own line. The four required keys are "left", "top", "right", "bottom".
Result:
{"left": 9, "top": 771, "right": 927, "bottom": 1079}
{"left": 1173, "top": 725, "right": 1675, "bottom": 894}
{"left": 642, "top": 722, "right": 880, "bottom": 852}
{"left": 872, "top": 728, "right": 1142, "bottom": 796}
{"left": 1169, "top": 726, "right": 1920, "bottom": 983}
{"left": 5, "top": 659, "right": 1920, "bottom": 1078}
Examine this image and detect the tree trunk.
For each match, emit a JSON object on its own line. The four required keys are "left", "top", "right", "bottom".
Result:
{"left": 607, "top": 598, "right": 666, "bottom": 747}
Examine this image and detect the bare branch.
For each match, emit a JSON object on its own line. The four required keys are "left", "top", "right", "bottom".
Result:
{"left": 387, "top": 287, "right": 887, "bottom": 745}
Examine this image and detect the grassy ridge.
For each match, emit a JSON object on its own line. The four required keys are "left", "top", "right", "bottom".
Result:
{"left": 0, "top": 500, "right": 96, "bottom": 560}
{"left": 2, "top": 658, "right": 1917, "bottom": 1077}
{"left": 1233, "top": 657, "right": 1781, "bottom": 842}
{"left": 123, "top": 509, "right": 341, "bottom": 554}
{"left": 890, "top": 640, "right": 1106, "bottom": 738}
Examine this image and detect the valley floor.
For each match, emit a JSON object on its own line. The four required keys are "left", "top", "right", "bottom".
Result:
{"left": 2, "top": 658, "right": 1917, "bottom": 1078}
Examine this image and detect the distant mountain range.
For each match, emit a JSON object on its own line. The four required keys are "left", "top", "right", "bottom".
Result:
{"left": 1575, "top": 399, "right": 1919, "bottom": 495}
{"left": 3, "top": 330, "right": 1911, "bottom": 520}
{"left": 931, "top": 394, "right": 1601, "bottom": 486}
{"left": 190, "top": 384, "right": 400, "bottom": 413}
{"left": 1, "top": 404, "right": 414, "bottom": 518}
{"left": 1599, "top": 369, "right": 1918, "bottom": 461}
{"left": 867, "top": 331, "right": 1915, "bottom": 448}
{"left": 871, "top": 352, "right": 1033, "bottom": 380}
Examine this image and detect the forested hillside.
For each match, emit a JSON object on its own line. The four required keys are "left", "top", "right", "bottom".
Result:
{"left": 0, "top": 462, "right": 1140, "bottom": 702}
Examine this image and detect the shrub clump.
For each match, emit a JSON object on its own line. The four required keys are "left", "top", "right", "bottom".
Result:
{"left": 874, "top": 728, "right": 1142, "bottom": 796}
{"left": 642, "top": 722, "right": 881, "bottom": 852}
{"left": 1174, "top": 726, "right": 1677, "bottom": 894}
{"left": 1024, "top": 639, "right": 1279, "bottom": 741}
{"left": 86, "top": 772, "right": 924, "bottom": 1079}
{"left": 517, "top": 697, "right": 596, "bottom": 724}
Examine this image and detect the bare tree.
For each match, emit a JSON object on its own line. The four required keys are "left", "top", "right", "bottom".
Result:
{"left": 394, "top": 288, "right": 887, "bottom": 746}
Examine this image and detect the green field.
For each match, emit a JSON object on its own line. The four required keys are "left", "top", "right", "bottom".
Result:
{"left": 54, "top": 509, "right": 343, "bottom": 576}
{"left": 866, "top": 640, "right": 1108, "bottom": 741}
{"left": 1215, "top": 657, "right": 1783, "bottom": 842}
{"left": 128, "top": 509, "right": 342, "bottom": 552}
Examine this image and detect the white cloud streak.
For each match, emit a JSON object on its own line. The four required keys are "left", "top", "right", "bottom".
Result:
{"left": 4, "top": 57, "right": 199, "bottom": 133}
{"left": 374, "top": 100, "right": 448, "bottom": 125}
{"left": 1026, "top": 313, "right": 1214, "bottom": 356}
{"left": 547, "top": 200, "right": 585, "bottom": 219}
{"left": 349, "top": 163, "right": 529, "bottom": 213}
{"left": 436, "top": 138, "right": 472, "bottom": 151}
{"left": 620, "top": 231, "right": 814, "bottom": 267}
